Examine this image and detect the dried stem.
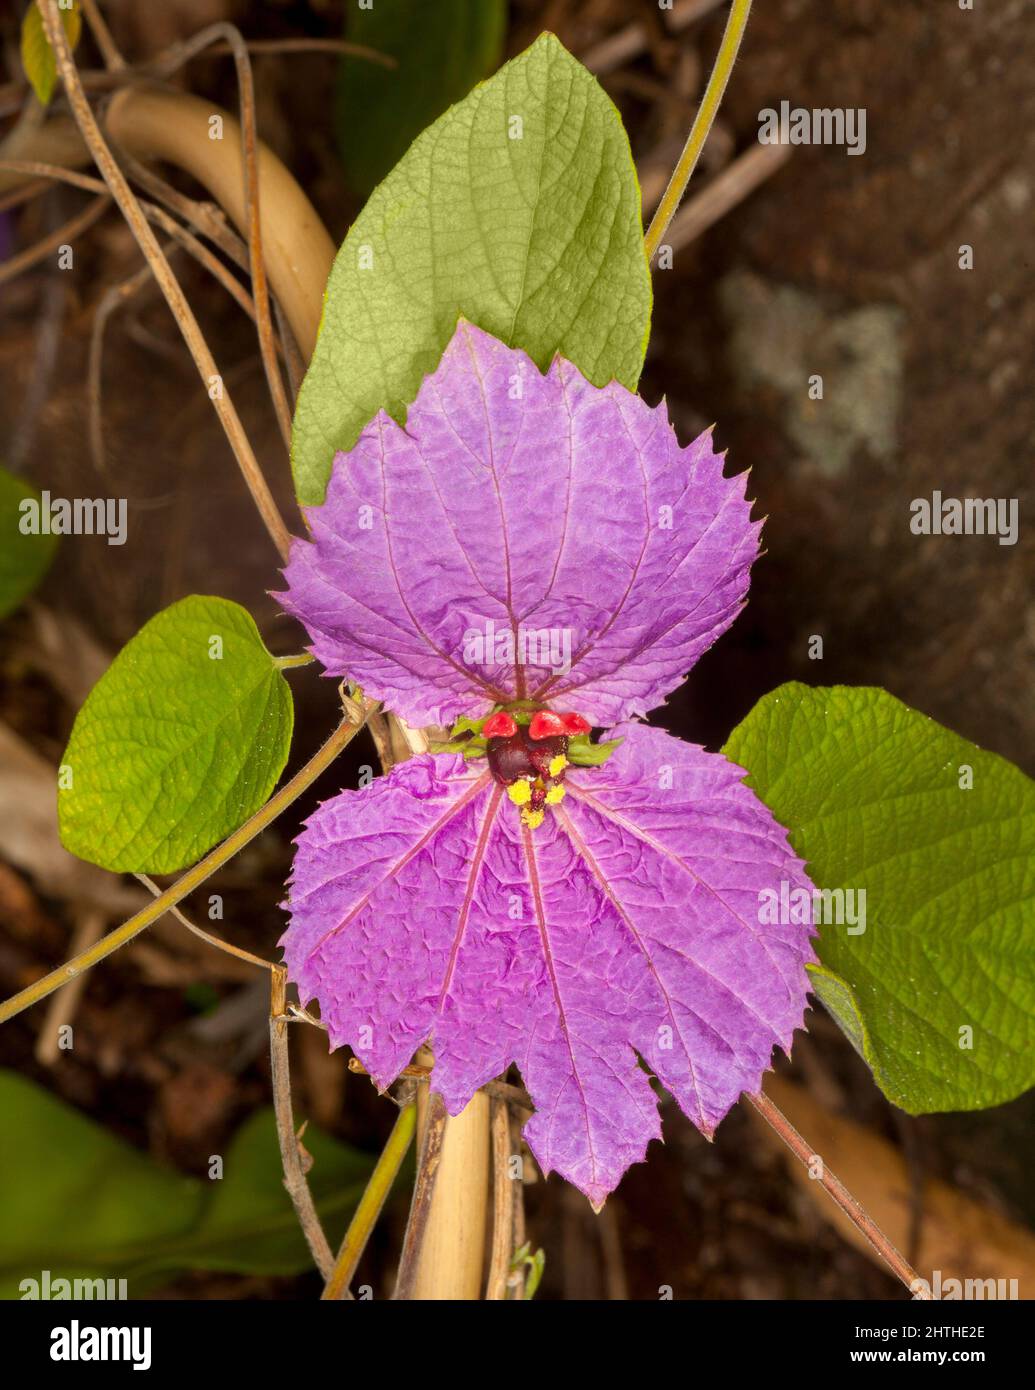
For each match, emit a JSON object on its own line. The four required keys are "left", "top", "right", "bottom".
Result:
{"left": 79, "top": 0, "right": 124, "bottom": 71}
{"left": 135, "top": 874, "right": 274, "bottom": 972}
{"left": 34, "top": 0, "right": 293, "bottom": 560}
{"left": 644, "top": 0, "right": 753, "bottom": 262}
{"left": 485, "top": 1097, "right": 515, "bottom": 1299}
{"left": 747, "top": 1091, "right": 931, "bottom": 1298}
{"left": 34, "top": 908, "right": 106, "bottom": 1065}
{"left": 0, "top": 192, "right": 110, "bottom": 287}
{"left": 138, "top": 22, "right": 294, "bottom": 447}
{"left": 104, "top": 87, "right": 334, "bottom": 360}
{"left": 322, "top": 1104, "right": 417, "bottom": 1300}
{"left": 0, "top": 701, "right": 377, "bottom": 1028}
{"left": 270, "top": 965, "right": 335, "bottom": 1279}
{"left": 392, "top": 1095, "right": 449, "bottom": 1300}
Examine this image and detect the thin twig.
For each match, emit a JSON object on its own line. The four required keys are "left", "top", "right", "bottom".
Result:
{"left": 34, "top": 908, "right": 106, "bottom": 1066}
{"left": 148, "top": 22, "right": 293, "bottom": 448}
{"left": 392, "top": 1094, "right": 449, "bottom": 1300}
{"left": 485, "top": 1097, "right": 515, "bottom": 1299}
{"left": 112, "top": 151, "right": 249, "bottom": 271}
{"left": 79, "top": 0, "right": 124, "bottom": 71}
{"left": 322, "top": 1104, "right": 417, "bottom": 1300}
{"left": 270, "top": 965, "right": 335, "bottom": 1279}
{"left": 0, "top": 160, "right": 262, "bottom": 328}
{"left": 644, "top": 0, "right": 753, "bottom": 262}
{"left": 0, "top": 176, "right": 50, "bottom": 213}
{"left": 583, "top": 0, "right": 725, "bottom": 75}
{"left": 135, "top": 874, "right": 274, "bottom": 972}
{"left": 34, "top": 0, "right": 293, "bottom": 561}
{"left": 0, "top": 701, "right": 377, "bottom": 1028}
{"left": 747, "top": 1091, "right": 932, "bottom": 1298}
{"left": 88, "top": 257, "right": 167, "bottom": 480}
{"left": 0, "top": 192, "right": 110, "bottom": 287}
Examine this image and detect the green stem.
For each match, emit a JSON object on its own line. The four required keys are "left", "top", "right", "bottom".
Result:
{"left": 274, "top": 652, "right": 316, "bottom": 670}
{"left": 321, "top": 1103, "right": 418, "bottom": 1300}
{"left": 0, "top": 703, "right": 376, "bottom": 1027}
{"left": 643, "top": 0, "right": 753, "bottom": 262}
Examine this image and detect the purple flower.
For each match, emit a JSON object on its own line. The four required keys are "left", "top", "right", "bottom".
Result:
{"left": 278, "top": 322, "right": 815, "bottom": 1207}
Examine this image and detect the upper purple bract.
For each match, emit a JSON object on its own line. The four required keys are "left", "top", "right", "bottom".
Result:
{"left": 279, "top": 320, "right": 761, "bottom": 728}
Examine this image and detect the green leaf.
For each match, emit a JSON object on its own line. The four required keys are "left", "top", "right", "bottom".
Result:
{"left": 58, "top": 595, "right": 293, "bottom": 874}
{"left": 566, "top": 734, "right": 622, "bottom": 767}
{"left": 724, "top": 683, "right": 1035, "bottom": 1114}
{"left": 336, "top": 0, "right": 506, "bottom": 197}
{"left": 133, "top": 1108, "right": 373, "bottom": 1280}
{"left": 292, "top": 32, "right": 652, "bottom": 505}
{"left": 0, "top": 1071, "right": 373, "bottom": 1295}
{"left": 20, "top": 0, "right": 81, "bottom": 107}
{"left": 0, "top": 467, "right": 57, "bottom": 618}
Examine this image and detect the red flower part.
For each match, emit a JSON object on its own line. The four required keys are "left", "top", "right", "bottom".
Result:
{"left": 482, "top": 711, "right": 518, "bottom": 739}
{"left": 559, "top": 712, "right": 591, "bottom": 735}
{"left": 528, "top": 710, "right": 567, "bottom": 740}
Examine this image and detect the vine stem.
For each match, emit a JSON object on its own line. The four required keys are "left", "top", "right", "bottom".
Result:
{"left": 643, "top": 0, "right": 753, "bottom": 262}
{"left": 34, "top": 0, "right": 293, "bottom": 562}
{"left": 0, "top": 702, "right": 377, "bottom": 1028}
{"left": 747, "top": 1091, "right": 931, "bottom": 1299}
{"left": 321, "top": 1103, "right": 417, "bottom": 1300}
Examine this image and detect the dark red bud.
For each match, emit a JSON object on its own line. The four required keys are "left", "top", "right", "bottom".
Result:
{"left": 528, "top": 710, "right": 567, "bottom": 740}
{"left": 482, "top": 711, "right": 518, "bottom": 739}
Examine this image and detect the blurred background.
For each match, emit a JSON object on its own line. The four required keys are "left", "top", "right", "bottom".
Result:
{"left": 0, "top": 0, "right": 1032, "bottom": 1299}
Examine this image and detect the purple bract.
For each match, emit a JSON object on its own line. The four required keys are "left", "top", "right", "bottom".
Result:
{"left": 278, "top": 321, "right": 814, "bottom": 1207}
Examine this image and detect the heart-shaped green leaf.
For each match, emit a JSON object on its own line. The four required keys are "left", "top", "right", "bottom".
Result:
{"left": 292, "top": 32, "right": 652, "bottom": 505}
{"left": 59, "top": 595, "right": 293, "bottom": 874}
{"left": 725, "top": 683, "right": 1035, "bottom": 1113}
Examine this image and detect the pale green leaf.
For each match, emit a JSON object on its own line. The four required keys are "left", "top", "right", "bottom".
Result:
{"left": 724, "top": 683, "right": 1035, "bottom": 1113}
{"left": 292, "top": 32, "right": 652, "bottom": 504}
{"left": 59, "top": 595, "right": 293, "bottom": 874}
{"left": 20, "top": 0, "right": 81, "bottom": 107}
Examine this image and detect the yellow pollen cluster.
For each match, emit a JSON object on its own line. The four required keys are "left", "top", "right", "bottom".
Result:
{"left": 548, "top": 754, "right": 568, "bottom": 777}
{"left": 505, "top": 774, "right": 566, "bottom": 829}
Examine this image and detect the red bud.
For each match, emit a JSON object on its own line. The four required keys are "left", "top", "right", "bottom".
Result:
{"left": 559, "top": 712, "right": 591, "bottom": 735}
{"left": 528, "top": 710, "right": 567, "bottom": 740}
{"left": 482, "top": 711, "right": 518, "bottom": 739}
